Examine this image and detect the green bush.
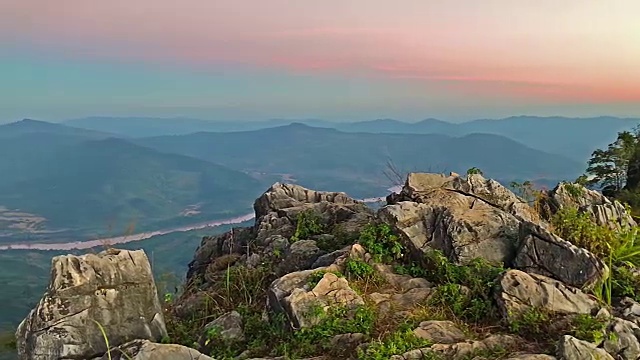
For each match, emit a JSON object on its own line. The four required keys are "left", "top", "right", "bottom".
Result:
{"left": 291, "top": 210, "right": 325, "bottom": 242}
{"left": 358, "top": 223, "right": 404, "bottom": 263}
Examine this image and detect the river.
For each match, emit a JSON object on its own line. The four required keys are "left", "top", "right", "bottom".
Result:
{"left": 0, "top": 191, "right": 395, "bottom": 252}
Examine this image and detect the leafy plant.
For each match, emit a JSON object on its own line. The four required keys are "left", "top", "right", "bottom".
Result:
{"left": 356, "top": 325, "right": 432, "bottom": 360}
{"left": 466, "top": 167, "right": 484, "bottom": 176}
{"left": 291, "top": 210, "right": 325, "bottom": 242}
{"left": 358, "top": 223, "right": 404, "bottom": 263}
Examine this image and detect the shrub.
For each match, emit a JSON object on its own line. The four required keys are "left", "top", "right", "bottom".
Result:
{"left": 358, "top": 223, "right": 404, "bottom": 263}
{"left": 291, "top": 210, "right": 325, "bottom": 242}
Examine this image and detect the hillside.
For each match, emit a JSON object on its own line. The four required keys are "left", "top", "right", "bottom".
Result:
{"left": 137, "top": 123, "right": 584, "bottom": 196}
{"left": 0, "top": 121, "right": 264, "bottom": 237}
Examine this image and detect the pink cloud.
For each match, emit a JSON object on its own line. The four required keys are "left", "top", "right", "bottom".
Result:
{"left": 2, "top": 0, "right": 639, "bottom": 104}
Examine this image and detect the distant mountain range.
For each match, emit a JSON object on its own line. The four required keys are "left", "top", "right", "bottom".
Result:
{"left": 65, "top": 115, "right": 639, "bottom": 162}
{"left": 136, "top": 122, "right": 584, "bottom": 194}
{"left": 0, "top": 120, "right": 263, "bottom": 238}
{"left": 0, "top": 117, "right": 605, "bottom": 239}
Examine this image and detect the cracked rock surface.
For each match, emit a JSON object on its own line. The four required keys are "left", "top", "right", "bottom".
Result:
{"left": 16, "top": 249, "right": 167, "bottom": 360}
{"left": 495, "top": 269, "right": 599, "bottom": 321}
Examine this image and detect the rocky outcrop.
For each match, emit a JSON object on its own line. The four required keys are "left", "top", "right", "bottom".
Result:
{"left": 380, "top": 179, "right": 522, "bottom": 266}
{"left": 542, "top": 182, "right": 636, "bottom": 229}
{"left": 253, "top": 183, "right": 373, "bottom": 243}
{"left": 17, "top": 175, "right": 638, "bottom": 360}
{"left": 382, "top": 173, "right": 608, "bottom": 288}
{"left": 16, "top": 249, "right": 167, "bottom": 360}
{"left": 185, "top": 183, "right": 374, "bottom": 290}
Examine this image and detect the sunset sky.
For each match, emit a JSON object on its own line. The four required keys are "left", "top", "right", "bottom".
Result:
{"left": 1, "top": 0, "right": 640, "bottom": 122}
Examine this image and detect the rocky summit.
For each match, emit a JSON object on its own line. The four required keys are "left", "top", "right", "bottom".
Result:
{"left": 14, "top": 173, "right": 640, "bottom": 359}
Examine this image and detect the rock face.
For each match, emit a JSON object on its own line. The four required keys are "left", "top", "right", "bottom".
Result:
{"left": 16, "top": 249, "right": 167, "bottom": 360}
{"left": 514, "top": 222, "right": 608, "bottom": 288}
{"left": 382, "top": 173, "right": 608, "bottom": 288}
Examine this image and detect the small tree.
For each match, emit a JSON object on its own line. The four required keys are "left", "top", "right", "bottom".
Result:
{"left": 585, "top": 130, "right": 638, "bottom": 195}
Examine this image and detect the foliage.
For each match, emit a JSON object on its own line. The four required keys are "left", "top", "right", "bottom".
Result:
{"left": 345, "top": 258, "right": 376, "bottom": 280}
{"left": 422, "top": 250, "right": 504, "bottom": 323}
{"left": 509, "top": 180, "right": 538, "bottom": 203}
{"left": 290, "top": 210, "right": 325, "bottom": 242}
{"left": 584, "top": 129, "right": 639, "bottom": 195}
{"left": 550, "top": 207, "right": 617, "bottom": 258}
{"left": 508, "top": 307, "right": 609, "bottom": 345}
{"left": 358, "top": 223, "right": 404, "bottom": 263}
{"left": 356, "top": 325, "right": 432, "bottom": 360}
{"left": 288, "top": 305, "right": 377, "bottom": 357}
{"left": 466, "top": 167, "right": 484, "bottom": 175}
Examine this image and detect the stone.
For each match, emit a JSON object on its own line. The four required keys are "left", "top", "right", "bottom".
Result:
{"left": 267, "top": 270, "right": 363, "bottom": 329}
{"left": 278, "top": 240, "right": 323, "bottom": 274}
{"left": 514, "top": 221, "right": 608, "bottom": 289}
{"left": 603, "top": 317, "right": 640, "bottom": 360}
{"left": 542, "top": 182, "right": 636, "bottom": 229}
{"left": 495, "top": 270, "right": 599, "bottom": 321}
{"left": 16, "top": 249, "right": 167, "bottom": 360}
{"left": 505, "top": 355, "right": 557, "bottom": 360}
{"left": 199, "top": 311, "right": 245, "bottom": 353}
{"left": 556, "top": 335, "right": 614, "bottom": 360}
{"left": 92, "top": 340, "right": 213, "bottom": 360}
{"left": 413, "top": 321, "right": 466, "bottom": 344}
{"left": 379, "top": 199, "right": 520, "bottom": 266}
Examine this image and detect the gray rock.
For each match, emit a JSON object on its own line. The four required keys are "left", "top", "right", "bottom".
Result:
{"left": 379, "top": 198, "right": 520, "bottom": 266}
{"left": 496, "top": 270, "right": 599, "bottom": 321}
{"left": 556, "top": 335, "right": 614, "bottom": 360}
{"left": 16, "top": 249, "right": 167, "bottom": 360}
{"left": 542, "top": 182, "right": 636, "bottom": 229}
{"left": 278, "top": 240, "right": 322, "bottom": 274}
{"left": 199, "top": 311, "right": 244, "bottom": 352}
{"left": 93, "top": 339, "right": 213, "bottom": 360}
{"left": 505, "top": 355, "right": 557, "bottom": 360}
{"left": 514, "top": 221, "right": 608, "bottom": 289}
{"left": 413, "top": 321, "right": 466, "bottom": 344}
{"left": 603, "top": 317, "right": 640, "bottom": 360}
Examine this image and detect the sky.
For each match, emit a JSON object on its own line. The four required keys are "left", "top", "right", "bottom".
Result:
{"left": 1, "top": 0, "right": 640, "bottom": 123}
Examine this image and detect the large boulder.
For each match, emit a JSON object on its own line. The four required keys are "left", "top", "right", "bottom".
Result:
{"left": 378, "top": 174, "right": 521, "bottom": 264}
{"left": 16, "top": 249, "right": 167, "bottom": 360}
{"left": 495, "top": 270, "right": 599, "bottom": 321}
{"left": 267, "top": 269, "right": 364, "bottom": 330}
{"left": 514, "top": 222, "right": 608, "bottom": 288}
{"left": 556, "top": 335, "right": 614, "bottom": 360}
{"left": 390, "top": 173, "right": 540, "bottom": 223}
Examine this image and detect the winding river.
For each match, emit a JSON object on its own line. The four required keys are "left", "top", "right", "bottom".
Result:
{"left": 0, "top": 193, "right": 392, "bottom": 252}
